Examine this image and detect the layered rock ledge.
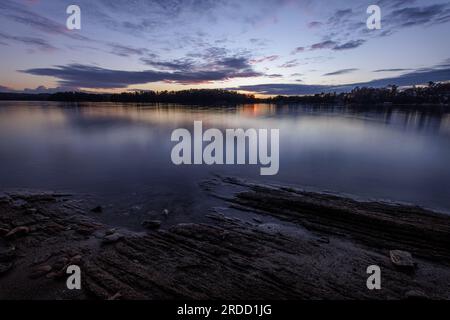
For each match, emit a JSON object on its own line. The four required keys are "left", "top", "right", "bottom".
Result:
{"left": 1, "top": 178, "right": 449, "bottom": 300}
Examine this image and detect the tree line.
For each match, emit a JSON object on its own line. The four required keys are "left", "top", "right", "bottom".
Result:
{"left": 0, "top": 83, "right": 449, "bottom": 106}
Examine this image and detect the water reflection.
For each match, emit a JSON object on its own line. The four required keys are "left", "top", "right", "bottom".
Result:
{"left": 0, "top": 101, "right": 449, "bottom": 216}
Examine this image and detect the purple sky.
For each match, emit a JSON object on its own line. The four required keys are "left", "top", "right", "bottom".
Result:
{"left": 0, "top": 0, "right": 449, "bottom": 95}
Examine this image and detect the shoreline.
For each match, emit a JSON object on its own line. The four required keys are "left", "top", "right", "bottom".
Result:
{"left": 0, "top": 99, "right": 449, "bottom": 109}
{"left": 1, "top": 177, "right": 450, "bottom": 300}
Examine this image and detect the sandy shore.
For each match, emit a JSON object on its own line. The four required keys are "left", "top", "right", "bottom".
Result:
{"left": 1, "top": 177, "right": 450, "bottom": 300}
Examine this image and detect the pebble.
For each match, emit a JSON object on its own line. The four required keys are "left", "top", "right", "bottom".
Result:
{"left": 102, "top": 233, "right": 124, "bottom": 244}
{"left": 390, "top": 250, "right": 415, "bottom": 268}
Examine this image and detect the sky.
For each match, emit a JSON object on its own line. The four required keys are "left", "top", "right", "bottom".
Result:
{"left": 0, "top": 0, "right": 449, "bottom": 95}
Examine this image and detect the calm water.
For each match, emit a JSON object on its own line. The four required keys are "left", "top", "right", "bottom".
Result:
{"left": 1, "top": 101, "right": 450, "bottom": 221}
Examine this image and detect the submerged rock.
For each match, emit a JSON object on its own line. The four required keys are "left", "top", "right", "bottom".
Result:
{"left": 142, "top": 220, "right": 161, "bottom": 230}
{"left": 91, "top": 206, "right": 103, "bottom": 213}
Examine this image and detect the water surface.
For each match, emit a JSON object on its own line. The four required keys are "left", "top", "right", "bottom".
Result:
{"left": 1, "top": 101, "right": 449, "bottom": 223}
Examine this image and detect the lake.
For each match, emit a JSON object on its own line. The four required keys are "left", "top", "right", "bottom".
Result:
{"left": 1, "top": 101, "right": 450, "bottom": 225}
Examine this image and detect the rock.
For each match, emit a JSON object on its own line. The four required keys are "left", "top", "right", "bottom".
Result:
{"left": 25, "top": 208, "right": 38, "bottom": 215}
{"left": 0, "top": 228, "right": 9, "bottom": 237}
{"left": 105, "top": 229, "right": 116, "bottom": 236}
{"left": 5, "top": 226, "right": 30, "bottom": 238}
{"left": 0, "top": 262, "right": 13, "bottom": 274}
{"left": 405, "top": 290, "right": 428, "bottom": 300}
{"left": 390, "top": 250, "right": 415, "bottom": 268}
{"left": 102, "top": 233, "right": 124, "bottom": 244}
{"left": 317, "top": 236, "right": 330, "bottom": 244}
{"left": 107, "top": 292, "right": 122, "bottom": 300}
{"left": 29, "top": 265, "right": 52, "bottom": 279}
{"left": 70, "top": 255, "right": 82, "bottom": 264}
{"left": 252, "top": 217, "right": 263, "bottom": 223}
{"left": 91, "top": 206, "right": 103, "bottom": 213}
{"left": 163, "top": 209, "right": 170, "bottom": 216}
{"left": 142, "top": 220, "right": 161, "bottom": 230}
{"left": 0, "top": 245, "right": 16, "bottom": 263}
{"left": 11, "top": 199, "right": 27, "bottom": 208}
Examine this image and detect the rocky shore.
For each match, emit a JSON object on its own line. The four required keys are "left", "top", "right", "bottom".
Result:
{"left": 1, "top": 177, "right": 450, "bottom": 300}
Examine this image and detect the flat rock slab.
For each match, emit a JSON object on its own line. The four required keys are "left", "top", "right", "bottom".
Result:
{"left": 1, "top": 186, "right": 450, "bottom": 300}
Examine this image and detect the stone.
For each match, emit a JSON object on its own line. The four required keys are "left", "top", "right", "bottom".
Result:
{"left": 29, "top": 265, "right": 52, "bottom": 278}
{"left": 0, "top": 262, "right": 13, "bottom": 274}
{"left": 142, "top": 220, "right": 161, "bottom": 230}
{"left": 107, "top": 292, "right": 122, "bottom": 300}
{"left": 11, "top": 199, "right": 27, "bottom": 208}
{"left": 25, "top": 208, "right": 38, "bottom": 215}
{"left": 70, "top": 255, "right": 82, "bottom": 264}
{"left": 105, "top": 228, "right": 116, "bottom": 236}
{"left": 5, "top": 226, "right": 30, "bottom": 238}
{"left": 91, "top": 206, "right": 103, "bottom": 213}
{"left": 405, "top": 290, "right": 428, "bottom": 300}
{"left": 390, "top": 250, "right": 414, "bottom": 268}
{"left": 103, "top": 233, "right": 124, "bottom": 244}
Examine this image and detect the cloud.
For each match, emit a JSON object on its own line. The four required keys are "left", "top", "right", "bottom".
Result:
{"left": 230, "top": 67, "right": 450, "bottom": 95}
{"left": 307, "top": 21, "right": 323, "bottom": 28}
{"left": 385, "top": 4, "right": 450, "bottom": 28}
{"left": 0, "top": 32, "right": 57, "bottom": 51}
{"left": 141, "top": 58, "right": 195, "bottom": 71}
{"left": 108, "top": 44, "right": 152, "bottom": 57}
{"left": 229, "top": 83, "right": 332, "bottom": 95}
{"left": 291, "top": 47, "right": 305, "bottom": 54}
{"left": 0, "top": 85, "right": 13, "bottom": 92}
{"left": 141, "top": 46, "right": 260, "bottom": 75}
{"left": 306, "top": 39, "right": 365, "bottom": 52}
{"left": 0, "top": 0, "right": 90, "bottom": 41}
{"left": 333, "top": 39, "right": 366, "bottom": 50}
{"left": 323, "top": 68, "right": 358, "bottom": 76}
{"left": 373, "top": 68, "right": 412, "bottom": 72}
{"left": 267, "top": 74, "right": 283, "bottom": 78}
{"left": 310, "top": 40, "right": 337, "bottom": 50}
{"left": 250, "top": 55, "right": 280, "bottom": 63}
{"left": 279, "top": 60, "right": 299, "bottom": 68}
{"left": 21, "top": 63, "right": 263, "bottom": 88}
{"left": 311, "top": 2, "right": 450, "bottom": 57}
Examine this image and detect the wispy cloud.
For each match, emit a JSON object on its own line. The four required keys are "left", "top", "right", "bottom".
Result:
{"left": 373, "top": 68, "right": 412, "bottom": 72}
{"left": 0, "top": 32, "right": 57, "bottom": 51}
{"left": 333, "top": 39, "right": 366, "bottom": 50}
{"left": 21, "top": 62, "right": 263, "bottom": 88}
{"left": 323, "top": 68, "right": 358, "bottom": 76}
{"left": 0, "top": 0, "right": 90, "bottom": 41}
{"left": 108, "top": 43, "right": 152, "bottom": 57}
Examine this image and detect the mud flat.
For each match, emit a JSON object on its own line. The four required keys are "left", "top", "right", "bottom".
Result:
{"left": 1, "top": 178, "right": 450, "bottom": 300}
